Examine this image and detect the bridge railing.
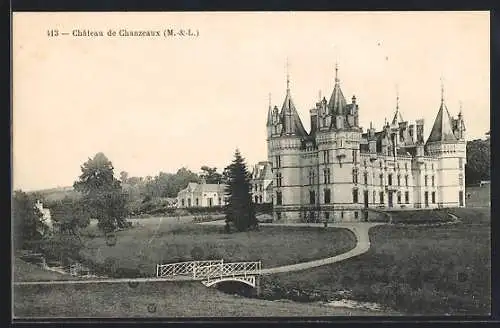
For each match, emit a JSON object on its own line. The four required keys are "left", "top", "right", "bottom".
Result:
{"left": 156, "top": 260, "right": 223, "bottom": 277}
{"left": 200, "top": 261, "right": 262, "bottom": 282}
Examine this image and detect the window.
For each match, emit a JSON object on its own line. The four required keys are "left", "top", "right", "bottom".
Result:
{"left": 259, "top": 195, "right": 262, "bottom": 203}
{"left": 196, "top": 198, "right": 199, "bottom": 206}
{"left": 459, "top": 173, "right": 464, "bottom": 186}
{"left": 431, "top": 163, "right": 434, "bottom": 170}
{"left": 373, "top": 191, "right": 376, "bottom": 204}
{"left": 459, "top": 191, "right": 464, "bottom": 206}
{"left": 405, "top": 175, "right": 408, "bottom": 186}
{"left": 431, "top": 176, "right": 435, "bottom": 187}
{"left": 324, "top": 212, "right": 330, "bottom": 221}
{"left": 379, "top": 192, "right": 384, "bottom": 204}
{"left": 397, "top": 175, "right": 401, "bottom": 186}
{"left": 380, "top": 161, "right": 383, "bottom": 168}
{"left": 309, "top": 170, "right": 316, "bottom": 185}
{"left": 397, "top": 192, "right": 401, "bottom": 204}
{"left": 324, "top": 168, "right": 331, "bottom": 184}
{"left": 276, "top": 212, "right": 282, "bottom": 220}
{"left": 364, "top": 160, "right": 367, "bottom": 167}
{"left": 309, "top": 190, "right": 316, "bottom": 204}
{"left": 276, "top": 172, "right": 282, "bottom": 187}
{"left": 353, "top": 168, "right": 358, "bottom": 184}
{"left": 388, "top": 174, "right": 393, "bottom": 186}
{"left": 275, "top": 155, "right": 281, "bottom": 168}
{"left": 323, "top": 150, "right": 330, "bottom": 163}
{"left": 432, "top": 192, "right": 436, "bottom": 204}
{"left": 324, "top": 189, "right": 331, "bottom": 204}
{"left": 459, "top": 158, "right": 463, "bottom": 170}
{"left": 182, "top": 199, "right": 185, "bottom": 207}
{"left": 379, "top": 174, "right": 384, "bottom": 186}
{"left": 405, "top": 191, "right": 409, "bottom": 204}
{"left": 218, "top": 197, "right": 221, "bottom": 205}
{"left": 254, "top": 196, "right": 259, "bottom": 203}
{"left": 424, "top": 175, "right": 428, "bottom": 187}
{"left": 260, "top": 184, "right": 263, "bottom": 191}
{"left": 353, "top": 189, "right": 358, "bottom": 203}
{"left": 425, "top": 163, "right": 427, "bottom": 170}
{"left": 353, "top": 150, "right": 358, "bottom": 163}
{"left": 363, "top": 172, "right": 368, "bottom": 185}
{"left": 310, "top": 212, "right": 316, "bottom": 222}
{"left": 276, "top": 191, "right": 282, "bottom": 205}
{"left": 405, "top": 162, "right": 408, "bottom": 170}
{"left": 188, "top": 199, "right": 191, "bottom": 207}
{"left": 354, "top": 211, "right": 359, "bottom": 219}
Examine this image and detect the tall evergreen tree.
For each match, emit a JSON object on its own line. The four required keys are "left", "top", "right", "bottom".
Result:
{"left": 224, "top": 149, "right": 258, "bottom": 232}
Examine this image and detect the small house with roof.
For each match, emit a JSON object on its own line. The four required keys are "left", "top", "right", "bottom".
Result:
{"left": 177, "top": 181, "right": 228, "bottom": 208}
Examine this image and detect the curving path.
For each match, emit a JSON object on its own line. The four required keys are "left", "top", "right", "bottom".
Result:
{"left": 260, "top": 222, "right": 382, "bottom": 274}
{"left": 199, "top": 220, "right": 383, "bottom": 274}
{"left": 14, "top": 220, "right": 383, "bottom": 286}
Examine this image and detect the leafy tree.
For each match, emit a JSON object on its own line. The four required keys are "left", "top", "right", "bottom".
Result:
{"left": 466, "top": 138, "right": 490, "bottom": 185}
{"left": 200, "top": 166, "right": 223, "bottom": 184}
{"left": 73, "top": 152, "right": 128, "bottom": 233}
{"left": 224, "top": 149, "right": 258, "bottom": 232}
{"left": 119, "top": 171, "right": 129, "bottom": 183}
{"left": 12, "top": 190, "right": 46, "bottom": 249}
{"left": 127, "top": 176, "right": 142, "bottom": 185}
{"left": 47, "top": 196, "right": 90, "bottom": 238}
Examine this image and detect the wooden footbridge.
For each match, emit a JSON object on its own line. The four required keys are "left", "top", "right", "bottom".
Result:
{"left": 156, "top": 259, "right": 262, "bottom": 288}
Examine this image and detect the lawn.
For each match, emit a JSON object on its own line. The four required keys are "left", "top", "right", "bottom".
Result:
{"left": 13, "top": 280, "right": 392, "bottom": 318}
{"left": 79, "top": 218, "right": 357, "bottom": 277}
{"left": 465, "top": 185, "right": 490, "bottom": 207}
{"left": 260, "top": 207, "right": 491, "bottom": 315}
{"left": 13, "top": 257, "right": 75, "bottom": 282}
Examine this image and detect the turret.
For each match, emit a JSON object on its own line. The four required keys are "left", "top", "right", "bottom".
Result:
{"left": 368, "top": 121, "right": 377, "bottom": 154}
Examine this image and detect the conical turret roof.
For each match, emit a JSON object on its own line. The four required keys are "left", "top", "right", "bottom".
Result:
{"left": 266, "top": 94, "right": 273, "bottom": 126}
{"left": 279, "top": 88, "right": 308, "bottom": 137}
{"left": 427, "top": 101, "right": 457, "bottom": 143}
{"left": 327, "top": 64, "right": 347, "bottom": 115}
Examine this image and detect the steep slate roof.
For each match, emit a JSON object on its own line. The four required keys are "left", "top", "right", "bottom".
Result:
{"left": 391, "top": 108, "right": 404, "bottom": 125}
{"left": 194, "top": 183, "right": 227, "bottom": 194}
{"left": 266, "top": 103, "right": 273, "bottom": 126}
{"left": 279, "top": 88, "right": 308, "bottom": 137}
{"left": 327, "top": 67, "right": 348, "bottom": 115}
{"left": 426, "top": 101, "right": 457, "bottom": 143}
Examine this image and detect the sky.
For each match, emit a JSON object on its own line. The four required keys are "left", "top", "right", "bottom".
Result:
{"left": 13, "top": 11, "right": 490, "bottom": 191}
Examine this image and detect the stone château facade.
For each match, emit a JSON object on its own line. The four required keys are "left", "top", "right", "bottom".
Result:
{"left": 265, "top": 64, "right": 466, "bottom": 223}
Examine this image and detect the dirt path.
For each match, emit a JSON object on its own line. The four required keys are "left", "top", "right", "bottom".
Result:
{"left": 199, "top": 220, "right": 383, "bottom": 274}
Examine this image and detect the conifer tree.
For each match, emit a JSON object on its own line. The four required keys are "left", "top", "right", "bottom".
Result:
{"left": 224, "top": 149, "right": 258, "bottom": 232}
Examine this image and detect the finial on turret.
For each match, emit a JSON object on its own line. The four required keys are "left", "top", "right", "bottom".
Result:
{"left": 440, "top": 76, "right": 445, "bottom": 104}
{"left": 286, "top": 57, "right": 290, "bottom": 91}
{"left": 396, "top": 84, "right": 400, "bottom": 110}
{"left": 268, "top": 93, "right": 272, "bottom": 108}
{"left": 318, "top": 90, "right": 322, "bottom": 102}
{"left": 335, "top": 62, "right": 339, "bottom": 84}
{"left": 370, "top": 121, "right": 373, "bottom": 129}
{"left": 459, "top": 100, "right": 463, "bottom": 116}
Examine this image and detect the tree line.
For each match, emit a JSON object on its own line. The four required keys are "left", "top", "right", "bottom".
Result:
{"left": 13, "top": 150, "right": 258, "bottom": 259}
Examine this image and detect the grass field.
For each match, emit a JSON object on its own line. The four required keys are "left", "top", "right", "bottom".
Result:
{"left": 13, "top": 280, "right": 394, "bottom": 318}
{"left": 13, "top": 257, "right": 75, "bottom": 282}
{"left": 465, "top": 185, "right": 490, "bottom": 207}
{"left": 79, "top": 218, "right": 357, "bottom": 277}
{"left": 260, "top": 207, "right": 491, "bottom": 315}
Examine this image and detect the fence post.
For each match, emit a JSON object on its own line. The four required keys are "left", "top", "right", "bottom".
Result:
{"left": 193, "top": 262, "right": 197, "bottom": 279}
{"left": 156, "top": 264, "right": 159, "bottom": 277}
